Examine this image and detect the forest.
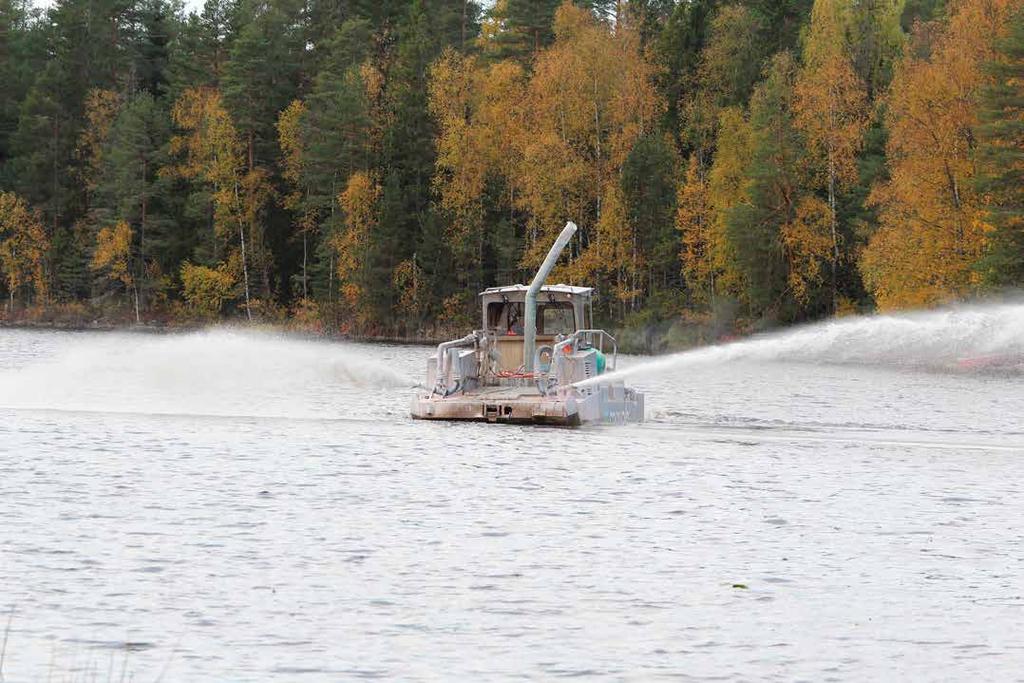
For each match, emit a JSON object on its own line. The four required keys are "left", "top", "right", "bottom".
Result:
{"left": 0, "top": 0, "right": 1022, "bottom": 346}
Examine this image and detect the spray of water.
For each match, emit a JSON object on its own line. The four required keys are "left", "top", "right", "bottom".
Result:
{"left": 577, "top": 302, "right": 1024, "bottom": 389}
{"left": 0, "top": 329, "right": 418, "bottom": 419}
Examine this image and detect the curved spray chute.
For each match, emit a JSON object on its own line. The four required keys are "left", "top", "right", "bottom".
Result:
{"left": 524, "top": 221, "right": 577, "bottom": 373}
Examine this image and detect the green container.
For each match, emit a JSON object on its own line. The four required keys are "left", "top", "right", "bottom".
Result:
{"left": 594, "top": 349, "right": 607, "bottom": 374}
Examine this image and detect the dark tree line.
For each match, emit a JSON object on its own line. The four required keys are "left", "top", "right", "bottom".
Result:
{"left": 0, "top": 0, "right": 1021, "bottom": 342}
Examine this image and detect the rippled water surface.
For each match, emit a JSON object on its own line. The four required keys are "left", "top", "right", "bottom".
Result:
{"left": 2, "top": 325, "right": 1024, "bottom": 681}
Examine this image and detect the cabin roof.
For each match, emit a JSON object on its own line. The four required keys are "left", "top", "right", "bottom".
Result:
{"left": 479, "top": 284, "right": 594, "bottom": 297}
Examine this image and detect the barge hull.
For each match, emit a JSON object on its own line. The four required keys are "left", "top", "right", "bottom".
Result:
{"left": 410, "top": 383, "right": 643, "bottom": 426}
{"left": 410, "top": 394, "right": 581, "bottom": 426}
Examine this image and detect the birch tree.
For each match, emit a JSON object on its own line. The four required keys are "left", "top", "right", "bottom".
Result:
{"left": 794, "top": 0, "right": 870, "bottom": 312}
{"left": 0, "top": 192, "right": 48, "bottom": 310}
{"left": 861, "top": 0, "right": 1016, "bottom": 309}
{"left": 168, "top": 86, "right": 271, "bottom": 320}
{"left": 91, "top": 220, "right": 139, "bottom": 322}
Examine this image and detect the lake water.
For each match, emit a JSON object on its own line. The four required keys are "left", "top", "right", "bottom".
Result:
{"left": 1, "top": 319, "right": 1023, "bottom": 681}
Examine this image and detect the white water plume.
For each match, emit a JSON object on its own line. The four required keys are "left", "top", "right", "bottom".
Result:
{"left": 579, "top": 302, "right": 1024, "bottom": 388}
{"left": 0, "top": 329, "right": 417, "bottom": 418}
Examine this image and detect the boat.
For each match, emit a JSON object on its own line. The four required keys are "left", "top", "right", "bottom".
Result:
{"left": 410, "top": 222, "right": 645, "bottom": 426}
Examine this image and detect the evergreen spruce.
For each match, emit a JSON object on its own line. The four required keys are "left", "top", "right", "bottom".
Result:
{"left": 976, "top": 9, "right": 1024, "bottom": 286}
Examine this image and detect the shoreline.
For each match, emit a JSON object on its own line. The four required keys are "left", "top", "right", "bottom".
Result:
{"left": 0, "top": 317, "right": 451, "bottom": 346}
{"left": 0, "top": 305, "right": 745, "bottom": 355}
{"left": 0, "top": 317, "right": 716, "bottom": 356}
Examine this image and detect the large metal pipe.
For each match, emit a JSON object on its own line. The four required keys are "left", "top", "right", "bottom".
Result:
{"left": 434, "top": 332, "right": 478, "bottom": 392}
{"left": 524, "top": 221, "right": 577, "bottom": 372}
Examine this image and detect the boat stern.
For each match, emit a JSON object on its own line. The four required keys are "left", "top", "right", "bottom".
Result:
{"left": 410, "top": 390, "right": 581, "bottom": 426}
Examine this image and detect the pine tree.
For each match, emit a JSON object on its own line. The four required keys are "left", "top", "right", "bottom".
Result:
{"left": 300, "top": 19, "right": 375, "bottom": 310}
{"left": 845, "top": 0, "right": 905, "bottom": 96}
{"left": 94, "top": 93, "right": 173, "bottom": 310}
{"left": 624, "top": 0, "right": 676, "bottom": 47}
{"left": 167, "top": 0, "right": 238, "bottom": 96}
{"left": 680, "top": 3, "right": 766, "bottom": 165}
{"left": 10, "top": 75, "right": 82, "bottom": 298}
{"left": 900, "top": 0, "right": 946, "bottom": 32}
{"left": 482, "top": 0, "right": 562, "bottom": 61}
{"left": 697, "top": 5, "right": 766, "bottom": 110}
{"left": 220, "top": 0, "right": 307, "bottom": 300}
{"left": 620, "top": 134, "right": 679, "bottom": 299}
{"left": 133, "top": 0, "right": 176, "bottom": 98}
{"left": 0, "top": 0, "right": 45, "bottom": 185}
{"left": 303, "top": 19, "right": 374, "bottom": 218}
{"left": 747, "top": 0, "right": 814, "bottom": 55}
{"left": 725, "top": 52, "right": 806, "bottom": 319}
{"left": 652, "top": 0, "right": 715, "bottom": 152}
{"left": 370, "top": 0, "right": 457, "bottom": 327}
{"left": 976, "top": 8, "right": 1024, "bottom": 286}
{"left": 7, "top": 0, "right": 142, "bottom": 301}
{"left": 222, "top": 0, "right": 304, "bottom": 171}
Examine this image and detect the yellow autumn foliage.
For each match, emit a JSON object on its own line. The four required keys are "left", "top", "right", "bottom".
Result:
{"left": 168, "top": 86, "right": 273, "bottom": 319}
{"left": 861, "top": 0, "right": 1016, "bottom": 310}
{"left": 781, "top": 196, "right": 833, "bottom": 305}
{"left": 577, "top": 181, "right": 640, "bottom": 305}
{"left": 522, "top": 3, "right": 662, "bottom": 273}
{"left": 429, "top": 50, "right": 527, "bottom": 265}
{"left": 705, "top": 107, "right": 753, "bottom": 298}
{"left": 79, "top": 89, "right": 122, "bottom": 192}
{"left": 677, "top": 155, "right": 714, "bottom": 305}
{"left": 0, "top": 192, "right": 49, "bottom": 307}
{"left": 91, "top": 220, "right": 134, "bottom": 289}
{"left": 180, "top": 261, "right": 235, "bottom": 318}
{"left": 794, "top": 0, "right": 870, "bottom": 199}
{"left": 430, "top": 2, "right": 662, "bottom": 289}
{"left": 393, "top": 258, "right": 426, "bottom": 321}
{"left": 333, "top": 171, "right": 379, "bottom": 318}
{"left": 277, "top": 99, "right": 309, "bottom": 216}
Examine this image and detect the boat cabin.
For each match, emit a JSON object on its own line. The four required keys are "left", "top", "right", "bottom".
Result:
{"left": 479, "top": 284, "right": 593, "bottom": 371}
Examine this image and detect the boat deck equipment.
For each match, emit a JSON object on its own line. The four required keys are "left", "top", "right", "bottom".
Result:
{"left": 410, "top": 222, "right": 645, "bottom": 426}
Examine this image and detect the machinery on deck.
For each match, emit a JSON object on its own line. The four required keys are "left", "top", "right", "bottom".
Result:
{"left": 410, "top": 222, "right": 644, "bottom": 426}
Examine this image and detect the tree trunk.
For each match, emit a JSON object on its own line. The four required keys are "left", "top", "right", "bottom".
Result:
{"left": 302, "top": 230, "right": 308, "bottom": 299}
{"left": 140, "top": 157, "right": 148, "bottom": 315}
{"left": 132, "top": 281, "right": 140, "bottom": 324}
{"left": 828, "top": 148, "right": 838, "bottom": 315}
{"left": 827, "top": 90, "right": 839, "bottom": 314}
{"left": 9, "top": 244, "right": 16, "bottom": 311}
{"left": 239, "top": 219, "right": 252, "bottom": 320}
{"left": 461, "top": 0, "right": 467, "bottom": 49}
{"left": 51, "top": 119, "right": 59, "bottom": 235}
{"left": 945, "top": 161, "right": 965, "bottom": 254}
{"left": 234, "top": 181, "right": 252, "bottom": 321}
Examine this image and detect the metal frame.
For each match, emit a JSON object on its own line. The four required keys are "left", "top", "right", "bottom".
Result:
{"left": 553, "top": 329, "right": 618, "bottom": 372}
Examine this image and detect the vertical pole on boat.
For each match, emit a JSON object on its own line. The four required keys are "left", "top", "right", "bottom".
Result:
{"left": 524, "top": 221, "right": 577, "bottom": 373}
